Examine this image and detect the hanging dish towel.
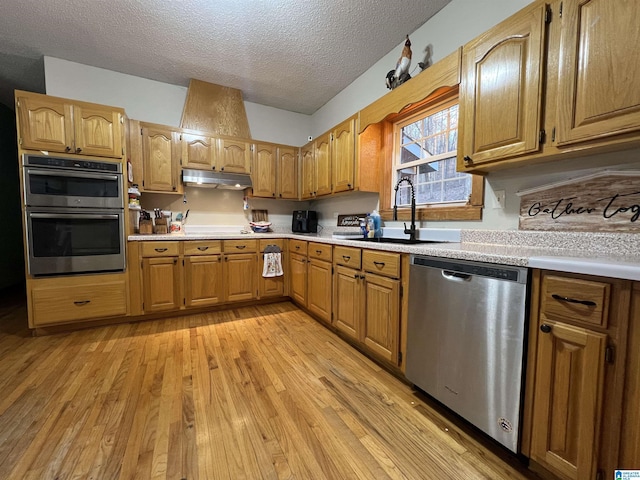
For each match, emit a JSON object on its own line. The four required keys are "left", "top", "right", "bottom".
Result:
{"left": 262, "top": 252, "right": 283, "bottom": 277}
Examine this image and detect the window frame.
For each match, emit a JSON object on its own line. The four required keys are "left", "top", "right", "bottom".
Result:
{"left": 378, "top": 86, "right": 484, "bottom": 222}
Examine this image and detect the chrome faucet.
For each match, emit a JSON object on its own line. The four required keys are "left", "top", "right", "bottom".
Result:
{"left": 393, "top": 177, "right": 417, "bottom": 242}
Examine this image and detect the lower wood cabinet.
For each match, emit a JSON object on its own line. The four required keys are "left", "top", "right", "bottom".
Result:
{"left": 289, "top": 252, "right": 308, "bottom": 306}
{"left": 258, "top": 239, "right": 285, "bottom": 298}
{"left": 307, "top": 257, "right": 332, "bottom": 324}
{"left": 524, "top": 270, "right": 631, "bottom": 480}
{"left": 333, "top": 264, "right": 362, "bottom": 340}
{"left": 184, "top": 255, "right": 223, "bottom": 308}
{"left": 142, "top": 256, "right": 182, "bottom": 313}
{"left": 27, "top": 272, "right": 128, "bottom": 328}
{"left": 361, "top": 272, "right": 400, "bottom": 364}
{"left": 224, "top": 253, "right": 257, "bottom": 302}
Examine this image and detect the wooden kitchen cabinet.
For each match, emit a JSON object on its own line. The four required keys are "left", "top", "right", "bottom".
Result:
{"left": 16, "top": 91, "right": 124, "bottom": 158}
{"left": 252, "top": 142, "right": 277, "bottom": 198}
{"left": 307, "top": 243, "right": 333, "bottom": 324}
{"left": 333, "top": 247, "right": 363, "bottom": 341}
{"left": 331, "top": 116, "right": 356, "bottom": 193}
{"left": 142, "top": 256, "right": 182, "bottom": 313}
{"left": 258, "top": 239, "right": 285, "bottom": 298}
{"left": 524, "top": 271, "right": 631, "bottom": 480}
{"left": 457, "top": 2, "right": 547, "bottom": 171}
{"left": 223, "top": 239, "right": 257, "bottom": 302}
{"left": 314, "top": 132, "right": 332, "bottom": 197}
{"left": 300, "top": 142, "right": 315, "bottom": 199}
{"left": 217, "top": 137, "right": 252, "bottom": 174}
{"left": 362, "top": 273, "right": 400, "bottom": 364}
{"left": 181, "top": 132, "right": 215, "bottom": 170}
{"left": 184, "top": 240, "right": 223, "bottom": 308}
{"left": 555, "top": 0, "right": 640, "bottom": 146}
{"left": 290, "top": 252, "right": 308, "bottom": 306}
{"left": 277, "top": 146, "right": 298, "bottom": 199}
{"left": 140, "top": 123, "right": 182, "bottom": 193}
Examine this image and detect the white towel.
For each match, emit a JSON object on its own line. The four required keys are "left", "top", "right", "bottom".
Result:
{"left": 262, "top": 252, "right": 283, "bottom": 277}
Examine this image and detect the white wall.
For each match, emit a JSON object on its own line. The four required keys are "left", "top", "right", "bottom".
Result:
{"left": 44, "top": 57, "right": 312, "bottom": 145}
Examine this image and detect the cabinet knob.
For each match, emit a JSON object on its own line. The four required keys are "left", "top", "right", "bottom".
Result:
{"left": 220, "top": 167, "right": 225, "bottom": 171}
{"left": 463, "top": 155, "right": 473, "bottom": 165}
{"left": 540, "top": 324, "right": 552, "bottom": 334}
{"left": 279, "top": 193, "right": 282, "bottom": 198}
{"left": 273, "top": 193, "right": 276, "bottom": 197}
{"left": 76, "top": 147, "right": 82, "bottom": 153}
{"left": 347, "top": 183, "right": 352, "bottom": 188}
{"left": 212, "top": 166, "right": 216, "bottom": 170}
{"left": 65, "top": 146, "right": 71, "bottom": 152}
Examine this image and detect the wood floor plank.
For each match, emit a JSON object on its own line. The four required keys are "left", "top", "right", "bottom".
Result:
{"left": 0, "top": 298, "right": 541, "bottom": 480}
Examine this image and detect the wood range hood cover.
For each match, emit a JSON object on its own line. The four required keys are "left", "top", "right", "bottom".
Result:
{"left": 180, "top": 79, "right": 252, "bottom": 139}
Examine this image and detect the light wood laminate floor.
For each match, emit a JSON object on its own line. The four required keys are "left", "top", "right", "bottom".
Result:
{"left": 0, "top": 294, "right": 540, "bottom": 480}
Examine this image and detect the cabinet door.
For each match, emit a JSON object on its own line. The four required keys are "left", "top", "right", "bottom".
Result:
{"left": 458, "top": 3, "right": 546, "bottom": 169}
{"left": 307, "top": 258, "right": 332, "bottom": 324}
{"left": 300, "top": 143, "right": 316, "bottom": 199}
{"left": 142, "top": 126, "right": 180, "bottom": 192}
{"left": 290, "top": 253, "right": 308, "bottom": 306}
{"left": 73, "top": 105, "right": 123, "bottom": 158}
{"left": 363, "top": 274, "right": 400, "bottom": 364}
{"left": 332, "top": 117, "right": 355, "bottom": 193}
{"left": 277, "top": 146, "right": 298, "bottom": 199}
{"left": 556, "top": 0, "right": 640, "bottom": 146}
{"left": 217, "top": 138, "right": 251, "bottom": 174}
{"left": 314, "top": 133, "right": 332, "bottom": 196}
{"left": 333, "top": 265, "right": 362, "bottom": 341}
{"left": 184, "top": 255, "right": 223, "bottom": 308}
{"left": 252, "top": 143, "right": 277, "bottom": 198}
{"left": 224, "top": 253, "right": 256, "bottom": 302}
{"left": 17, "top": 95, "right": 73, "bottom": 153}
{"left": 258, "top": 255, "right": 284, "bottom": 298}
{"left": 142, "top": 257, "right": 181, "bottom": 313}
{"left": 530, "top": 321, "right": 607, "bottom": 480}
{"left": 182, "top": 133, "right": 214, "bottom": 170}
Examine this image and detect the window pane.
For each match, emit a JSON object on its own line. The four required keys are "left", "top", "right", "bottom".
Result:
{"left": 443, "top": 177, "right": 472, "bottom": 202}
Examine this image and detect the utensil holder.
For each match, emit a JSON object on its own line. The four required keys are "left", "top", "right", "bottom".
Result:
{"left": 154, "top": 217, "right": 168, "bottom": 234}
{"left": 139, "top": 219, "right": 153, "bottom": 234}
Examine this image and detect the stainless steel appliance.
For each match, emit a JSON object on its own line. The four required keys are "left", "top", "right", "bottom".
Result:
{"left": 406, "top": 256, "right": 529, "bottom": 452}
{"left": 292, "top": 210, "right": 317, "bottom": 233}
{"left": 22, "top": 154, "right": 126, "bottom": 276}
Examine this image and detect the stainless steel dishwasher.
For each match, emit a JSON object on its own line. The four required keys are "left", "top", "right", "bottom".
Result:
{"left": 405, "top": 255, "right": 528, "bottom": 453}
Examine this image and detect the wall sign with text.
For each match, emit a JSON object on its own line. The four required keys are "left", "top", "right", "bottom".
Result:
{"left": 517, "top": 171, "right": 640, "bottom": 232}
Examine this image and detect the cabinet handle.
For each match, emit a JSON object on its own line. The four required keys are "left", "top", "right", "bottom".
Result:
{"left": 342, "top": 255, "right": 351, "bottom": 261}
{"left": 173, "top": 259, "right": 177, "bottom": 264}
{"left": 76, "top": 147, "right": 82, "bottom": 153}
{"left": 540, "top": 324, "right": 552, "bottom": 334}
{"left": 463, "top": 155, "right": 473, "bottom": 165}
{"left": 295, "top": 245, "right": 300, "bottom": 250}
{"left": 360, "top": 274, "right": 366, "bottom": 280}
{"left": 212, "top": 166, "right": 216, "bottom": 170}
{"left": 235, "top": 245, "right": 246, "bottom": 249}
{"left": 279, "top": 193, "right": 282, "bottom": 198}
{"left": 273, "top": 193, "right": 276, "bottom": 197}
{"left": 73, "top": 300, "right": 91, "bottom": 306}
{"left": 347, "top": 183, "right": 352, "bottom": 188}
{"left": 353, "top": 273, "right": 359, "bottom": 279}
{"left": 65, "top": 146, "right": 71, "bottom": 152}
{"left": 373, "top": 261, "right": 385, "bottom": 267}
{"left": 551, "top": 294, "right": 596, "bottom": 307}
{"left": 315, "top": 249, "right": 322, "bottom": 254}
{"left": 221, "top": 167, "right": 225, "bottom": 171}
{"left": 154, "top": 248, "right": 168, "bottom": 252}
{"left": 197, "top": 246, "right": 209, "bottom": 251}
{"left": 172, "top": 185, "right": 176, "bottom": 191}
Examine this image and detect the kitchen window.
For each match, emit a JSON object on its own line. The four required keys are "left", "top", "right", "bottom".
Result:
{"left": 382, "top": 88, "right": 483, "bottom": 221}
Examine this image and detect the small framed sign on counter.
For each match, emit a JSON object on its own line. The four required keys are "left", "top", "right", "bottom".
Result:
{"left": 517, "top": 171, "right": 640, "bottom": 232}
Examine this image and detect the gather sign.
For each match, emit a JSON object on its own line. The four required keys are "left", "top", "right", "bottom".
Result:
{"left": 517, "top": 171, "right": 640, "bottom": 232}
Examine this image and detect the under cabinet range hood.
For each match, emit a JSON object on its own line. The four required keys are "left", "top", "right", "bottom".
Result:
{"left": 182, "top": 169, "right": 252, "bottom": 189}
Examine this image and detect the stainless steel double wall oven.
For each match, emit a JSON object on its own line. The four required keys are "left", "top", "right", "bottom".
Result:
{"left": 23, "top": 154, "right": 126, "bottom": 276}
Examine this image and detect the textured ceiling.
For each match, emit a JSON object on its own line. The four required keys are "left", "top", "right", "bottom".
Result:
{"left": 0, "top": 0, "right": 451, "bottom": 113}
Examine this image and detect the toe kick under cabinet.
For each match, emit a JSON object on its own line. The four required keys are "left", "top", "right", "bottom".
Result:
{"left": 523, "top": 270, "right": 640, "bottom": 480}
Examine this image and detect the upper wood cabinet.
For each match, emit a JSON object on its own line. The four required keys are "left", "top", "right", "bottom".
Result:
{"left": 314, "top": 132, "right": 332, "bottom": 196}
{"left": 332, "top": 117, "right": 356, "bottom": 193}
{"left": 140, "top": 124, "right": 182, "bottom": 193}
{"left": 300, "top": 142, "right": 316, "bottom": 200}
{"left": 16, "top": 91, "right": 124, "bottom": 159}
{"left": 277, "top": 146, "right": 298, "bottom": 199}
{"left": 252, "top": 142, "right": 278, "bottom": 198}
{"left": 181, "top": 132, "right": 215, "bottom": 170}
{"left": 555, "top": 0, "right": 640, "bottom": 146}
{"left": 457, "top": 2, "right": 547, "bottom": 171}
{"left": 217, "top": 137, "right": 251, "bottom": 174}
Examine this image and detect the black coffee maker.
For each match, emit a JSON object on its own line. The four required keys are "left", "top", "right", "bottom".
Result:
{"left": 292, "top": 210, "right": 318, "bottom": 233}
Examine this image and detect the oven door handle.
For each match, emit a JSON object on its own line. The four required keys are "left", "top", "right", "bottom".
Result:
{"left": 26, "top": 169, "right": 120, "bottom": 181}
{"left": 28, "top": 213, "right": 120, "bottom": 220}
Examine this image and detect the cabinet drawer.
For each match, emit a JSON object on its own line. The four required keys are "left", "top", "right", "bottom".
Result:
{"left": 184, "top": 240, "right": 222, "bottom": 255}
{"left": 223, "top": 239, "right": 257, "bottom": 253}
{"left": 541, "top": 274, "right": 610, "bottom": 328}
{"left": 141, "top": 241, "right": 180, "bottom": 257}
{"left": 31, "top": 278, "right": 127, "bottom": 326}
{"left": 309, "top": 242, "right": 332, "bottom": 262}
{"left": 334, "top": 246, "right": 362, "bottom": 269}
{"left": 259, "top": 238, "right": 285, "bottom": 252}
{"left": 289, "top": 239, "right": 308, "bottom": 256}
{"left": 362, "top": 250, "right": 400, "bottom": 278}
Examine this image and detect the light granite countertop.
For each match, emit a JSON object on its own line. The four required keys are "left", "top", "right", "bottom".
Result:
{"left": 128, "top": 229, "right": 640, "bottom": 281}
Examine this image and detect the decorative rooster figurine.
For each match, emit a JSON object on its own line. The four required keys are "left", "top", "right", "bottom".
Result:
{"left": 386, "top": 35, "right": 412, "bottom": 90}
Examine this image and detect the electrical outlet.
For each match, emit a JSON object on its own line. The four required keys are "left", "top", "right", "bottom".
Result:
{"left": 493, "top": 190, "right": 506, "bottom": 209}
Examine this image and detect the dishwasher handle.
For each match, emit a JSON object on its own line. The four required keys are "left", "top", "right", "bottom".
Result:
{"left": 441, "top": 270, "right": 472, "bottom": 282}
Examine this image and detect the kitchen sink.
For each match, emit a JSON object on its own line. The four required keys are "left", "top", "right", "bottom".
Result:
{"left": 357, "top": 237, "right": 429, "bottom": 245}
